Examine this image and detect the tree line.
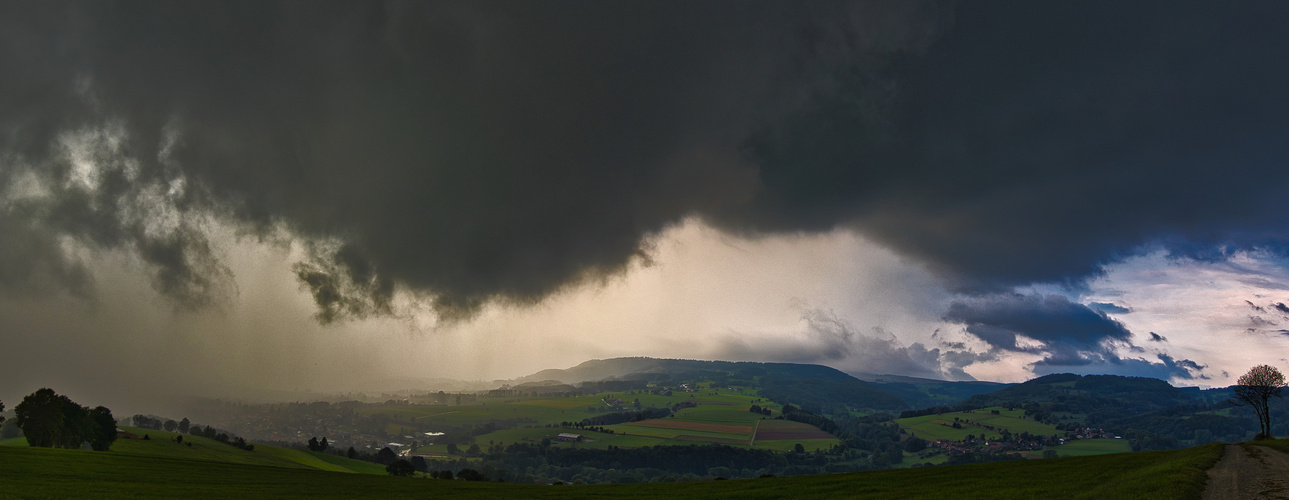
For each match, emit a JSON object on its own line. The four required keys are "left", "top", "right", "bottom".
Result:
{"left": 133, "top": 414, "right": 255, "bottom": 451}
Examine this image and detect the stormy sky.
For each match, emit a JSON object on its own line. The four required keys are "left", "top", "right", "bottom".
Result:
{"left": 4, "top": 1, "right": 1289, "bottom": 412}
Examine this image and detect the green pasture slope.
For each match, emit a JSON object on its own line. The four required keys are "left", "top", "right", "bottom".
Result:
{"left": 103, "top": 427, "right": 382, "bottom": 474}
{"left": 0, "top": 441, "right": 1223, "bottom": 499}
{"left": 896, "top": 406, "right": 1060, "bottom": 442}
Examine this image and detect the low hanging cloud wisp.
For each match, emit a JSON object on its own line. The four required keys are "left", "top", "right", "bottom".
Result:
{"left": 715, "top": 308, "right": 986, "bottom": 380}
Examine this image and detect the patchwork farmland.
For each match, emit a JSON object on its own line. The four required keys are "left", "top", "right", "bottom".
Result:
{"left": 356, "top": 383, "right": 841, "bottom": 455}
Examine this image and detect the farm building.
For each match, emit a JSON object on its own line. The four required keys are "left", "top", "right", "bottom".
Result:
{"left": 557, "top": 433, "right": 583, "bottom": 442}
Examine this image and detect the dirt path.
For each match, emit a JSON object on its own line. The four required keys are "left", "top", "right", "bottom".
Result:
{"left": 1204, "top": 444, "right": 1289, "bottom": 500}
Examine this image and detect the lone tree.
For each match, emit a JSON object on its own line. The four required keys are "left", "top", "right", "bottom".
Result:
{"left": 1231, "top": 364, "right": 1286, "bottom": 440}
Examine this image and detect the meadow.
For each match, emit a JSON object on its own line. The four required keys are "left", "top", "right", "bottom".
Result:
{"left": 0, "top": 439, "right": 1225, "bottom": 499}
{"left": 1050, "top": 438, "right": 1133, "bottom": 457}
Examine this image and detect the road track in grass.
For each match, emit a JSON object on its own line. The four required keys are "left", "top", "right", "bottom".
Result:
{"left": 1203, "top": 443, "right": 1289, "bottom": 500}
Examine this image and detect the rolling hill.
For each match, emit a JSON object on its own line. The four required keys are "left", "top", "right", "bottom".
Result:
{"left": 956, "top": 373, "right": 1200, "bottom": 423}
{"left": 512, "top": 357, "right": 907, "bottom": 411}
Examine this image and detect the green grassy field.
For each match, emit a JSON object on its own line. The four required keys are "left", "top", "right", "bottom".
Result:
{"left": 1051, "top": 438, "right": 1133, "bottom": 457}
{"left": 0, "top": 441, "right": 1224, "bottom": 499}
{"left": 302, "top": 450, "right": 389, "bottom": 474}
{"left": 899, "top": 450, "right": 951, "bottom": 467}
{"left": 896, "top": 407, "right": 1060, "bottom": 442}
{"left": 1, "top": 436, "right": 29, "bottom": 447}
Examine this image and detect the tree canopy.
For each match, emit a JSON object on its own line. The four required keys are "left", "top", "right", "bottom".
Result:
{"left": 13, "top": 388, "right": 116, "bottom": 450}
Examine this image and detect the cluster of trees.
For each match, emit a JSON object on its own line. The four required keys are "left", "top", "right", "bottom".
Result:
{"left": 176, "top": 422, "right": 254, "bottom": 451}
{"left": 899, "top": 406, "right": 956, "bottom": 419}
{"left": 557, "top": 423, "right": 616, "bottom": 434}
{"left": 13, "top": 388, "right": 117, "bottom": 451}
{"left": 747, "top": 404, "right": 772, "bottom": 416}
{"left": 306, "top": 436, "right": 330, "bottom": 452}
{"left": 779, "top": 405, "right": 840, "bottom": 436}
{"left": 385, "top": 459, "right": 415, "bottom": 476}
{"left": 131, "top": 415, "right": 165, "bottom": 430}
{"left": 381, "top": 458, "right": 489, "bottom": 480}
{"left": 133, "top": 415, "right": 196, "bottom": 435}
{"left": 759, "top": 375, "right": 906, "bottom": 413}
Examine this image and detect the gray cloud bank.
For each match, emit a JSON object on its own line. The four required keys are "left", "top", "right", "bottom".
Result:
{"left": 717, "top": 308, "right": 987, "bottom": 381}
{"left": 3, "top": 1, "right": 1289, "bottom": 322}
{"left": 944, "top": 293, "right": 1206, "bottom": 380}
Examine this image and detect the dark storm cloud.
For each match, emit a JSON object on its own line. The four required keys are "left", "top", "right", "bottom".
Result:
{"left": 1148, "top": 332, "right": 1167, "bottom": 343}
{"left": 1246, "top": 300, "right": 1267, "bottom": 313}
{"left": 711, "top": 1, "right": 1289, "bottom": 291}
{"left": 0, "top": 0, "right": 953, "bottom": 318}
{"left": 1089, "top": 302, "right": 1130, "bottom": 315}
{"left": 5, "top": 1, "right": 1289, "bottom": 320}
{"left": 1274, "top": 303, "right": 1289, "bottom": 315}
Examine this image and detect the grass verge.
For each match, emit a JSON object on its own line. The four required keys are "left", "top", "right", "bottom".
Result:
{"left": 0, "top": 441, "right": 1224, "bottom": 499}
